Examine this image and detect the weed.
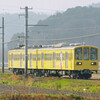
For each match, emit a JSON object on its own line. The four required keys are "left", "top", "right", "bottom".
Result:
{"left": 56, "top": 82, "right": 61, "bottom": 90}
{"left": 0, "top": 74, "right": 100, "bottom": 94}
{"left": 68, "top": 94, "right": 83, "bottom": 100}
{"left": 2, "top": 81, "right": 8, "bottom": 84}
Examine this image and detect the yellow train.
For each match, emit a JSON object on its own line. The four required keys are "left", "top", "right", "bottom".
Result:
{"left": 8, "top": 44, "right": 99, "bottom": 79}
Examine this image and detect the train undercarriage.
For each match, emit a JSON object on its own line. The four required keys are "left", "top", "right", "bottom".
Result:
{"left": 9, "top": 68, "right": 95, "bottom": 79}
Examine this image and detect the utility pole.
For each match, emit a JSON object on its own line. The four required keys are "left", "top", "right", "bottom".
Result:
{"left": 20, "top": 6, "right": 47, "bottom": 78}
{"left": 20, "top": 6, "right": 32, "bottom": 78}
{"left": 0, "top": 17, "right": 4, "bottom": 73}
{"left": 25, "top": 7, "right": 28, "bottom": 78}
{"left": 2, "top": 17, "right": 4, "bottom": 73}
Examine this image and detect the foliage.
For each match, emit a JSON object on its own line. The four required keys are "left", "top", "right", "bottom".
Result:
{"left": 0, "top": 94, "right": 89, "bottom": 100}
{"left": 0, "top": 74, "right": 12, "bottom": 78}
{"left": 0, "top": 74, "right": 100, "bottom": 94}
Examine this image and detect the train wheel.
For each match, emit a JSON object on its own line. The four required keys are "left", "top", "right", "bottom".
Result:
{"left": 70, "top": 73, "right": 78, "bottom": 79}
{"left": 83, "top": 74, "right": 92, "bottom": 79}
{"left": 78, "top": 74, "right": 91, "bottom": 79}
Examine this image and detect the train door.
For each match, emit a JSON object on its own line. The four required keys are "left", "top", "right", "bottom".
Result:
{"left": 60, "top": 51, "right": 66, "bottom": 69}
{"left": 41, "top": 53, "right": 44, "bottom": 68}
{"left": 83, "top": 47, "right": 90, "bottom": 69}
{"left": 32, "top": 54, "right": 36, "bottom": 68}
{"left": 30, "top": 53, "right": 32, "bottom": 67}
{"left": 23, "top": 54, "right": 25, "bottom": 67}
{"left": 60, "top": 52, "right": 63, "bottom": 69}
{"left": 68, "top": 51, "right": 73, "bottom": 69}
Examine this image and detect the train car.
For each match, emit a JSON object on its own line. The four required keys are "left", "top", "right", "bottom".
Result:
{"left": 8, "top": 44, "right": 99, "bottom": 79}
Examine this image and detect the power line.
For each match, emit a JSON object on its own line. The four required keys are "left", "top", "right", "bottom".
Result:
{"left": 27, "top": 33, "right": 100, "bottom": 42}
{"left": 4, "top": 32, "right": 100, "bottom": 44}
{"left": 29, "top": 26, "right": 100, "bottom": 33}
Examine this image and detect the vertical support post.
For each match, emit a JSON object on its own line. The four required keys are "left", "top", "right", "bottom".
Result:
{"left": 2, "top": 17, "right": 4, "bottom": 73}
{"left": 25, "top": 7, "right": 28, "bottom": 78}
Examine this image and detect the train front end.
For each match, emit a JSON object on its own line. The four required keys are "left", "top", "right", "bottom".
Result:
{"left": 74, "top": 45, "right": 99, "bottom": 79}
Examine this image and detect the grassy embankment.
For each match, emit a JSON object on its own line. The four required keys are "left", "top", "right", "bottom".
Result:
{"left": 0, "top": 94, "right": 85, "bottom": 100}
{"left": 0, "top": 74, "right": 100, "bottom": 94}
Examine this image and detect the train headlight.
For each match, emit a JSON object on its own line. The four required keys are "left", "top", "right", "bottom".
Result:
{"left": 91, "top": 62, "right": 96, "bottom": 65}
{"left": 76, "top": 62, "right": 82, "bottom": 65}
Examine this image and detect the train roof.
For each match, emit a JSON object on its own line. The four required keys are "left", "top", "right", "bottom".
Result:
{"left": 9, "top": 45, "right": 98, "bottom": 52}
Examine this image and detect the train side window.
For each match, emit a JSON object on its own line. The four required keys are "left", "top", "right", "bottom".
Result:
{"left": 44, "top": 53, "right": 51, "bottom": 61}
{"left": 42, "top": 53, "right": 44, "bottom": 68}
{"left": 91, "top": 48, "right": 97, "bottom": 60}
{"left": 18, "top": 55, "right": 20, "bottom": 60}
{"left": 18, "top": 55, "right": 19, "bottom": 60}
{"left": 75, "top": 48, "right": 82, "bottom": 60}
{"left": 11, "top": 53, "right": 13, "bottom": 66}
{"left": 33, "top": 54, "right": 36, "bottom": 61}
{"left": 15, "top": 55, "right": 16, "bottom": 61}
{"left": 38, "top": 54, "right": 41, "bottom": 61}
{"left": 48, "top": 53, "right": 51, "bottom": 61}
{"left": 53, "top": 52, "right": 56, "bottom": 68}
{"left": 44, "top": 54, "right": 47, "bottom": 60}
{"left": 17, "top": 54, "right": 18, "bottom": 60}
{"left": 56, "top": 53, "right": 60, "bottom": 60}
{"left": 66, "top": 52, "right": 68, "bottom": 68}
{"left": 50, "top": 54, "right": 52, "bottom": 60}
{"left": 62, "top": 53, "right": 65, "bottom": 60}
{"left": 13, "top": 54, "right": 15, "bottom": 60}
{"left": 17, "top": 55, "right": 18, "bottom": 60}
{"left": 23, "top": 54, "right": 24, "bottom": 61}
{"left": 14, "top": 55, "right": 15, "bottom": 60}
{"left": 84, "top": 48, "right": 89, "bottom": 60}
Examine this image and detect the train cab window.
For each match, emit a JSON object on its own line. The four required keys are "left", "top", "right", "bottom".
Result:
{"left": 75, "top": 48, "right": 82, "bottom": 60}
{"left": 84, "top": 48, "right": 89, "bottom": 60}
{"left": 91, "top": 48, "right": 97, "bottom": 60}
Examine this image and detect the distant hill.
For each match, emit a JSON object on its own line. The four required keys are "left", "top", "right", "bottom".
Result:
{"left": 28, "top": 6, "right": 100, "bottom": 47}
{"left": 90, "top": 3, "right": 100, "bottom": 8}
{"left": 0, "top": 12, "right": 49, "bottom": 43}
{"left": 9, "top": 6, "right": 100, "bottom": 60}
{"left": 0, "top": 12, "right": 48, "bottom": 62}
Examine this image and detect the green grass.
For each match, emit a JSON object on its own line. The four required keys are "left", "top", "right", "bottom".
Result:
{"left": 0, "top": 94, "right": 88, "bottom": 100}
{"left": 0, "top": 74, "right": 100, "bottom": 94}
{"left": 0, "top": 74, "right": 12, "bottom": 78}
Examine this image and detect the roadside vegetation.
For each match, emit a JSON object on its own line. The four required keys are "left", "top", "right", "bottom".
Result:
{"left": 0, "top": 74, "right": 100, "bottom": 94}
{"left": 0, "top": 94, "right": 91, "bottom": 100}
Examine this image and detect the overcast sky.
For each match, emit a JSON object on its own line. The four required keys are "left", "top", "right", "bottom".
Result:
{"left": 0, "top": 0, "right": 100, "bottom": 14}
